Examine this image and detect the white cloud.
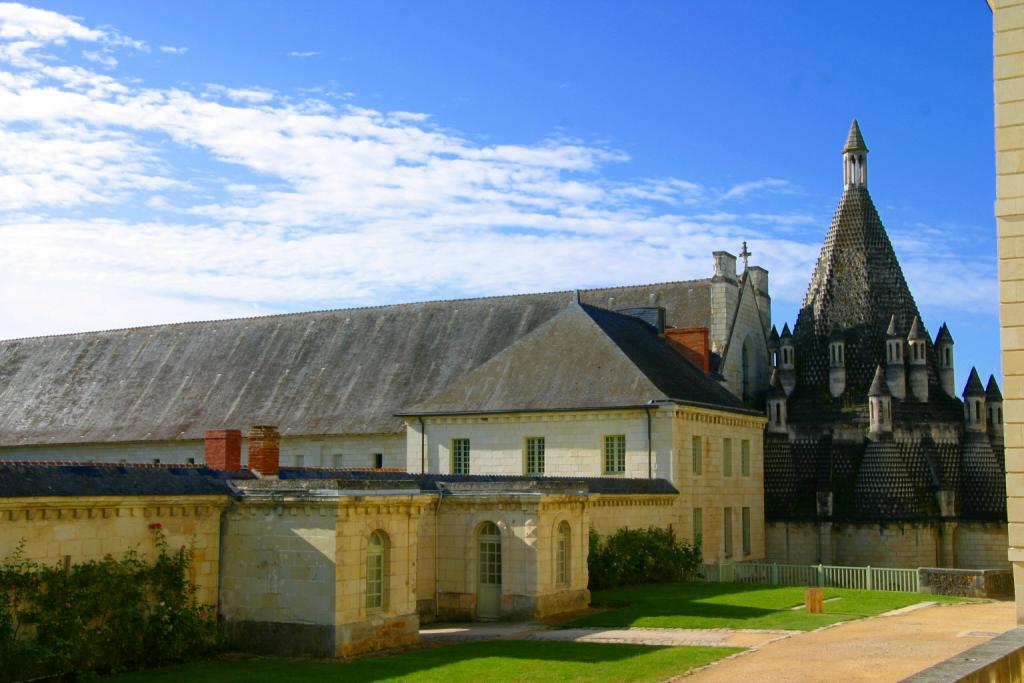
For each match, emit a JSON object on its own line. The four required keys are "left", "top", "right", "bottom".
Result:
{"left": 288, "top": 50, "right": 319, "bottom": 58}
{"left": 159, "top": 45, "right": 187, "bottom": 54}
{"left": 0, "top": 3, "right": 988, "bottom": 340}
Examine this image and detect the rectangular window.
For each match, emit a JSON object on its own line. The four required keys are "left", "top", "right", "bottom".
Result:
{"left": 373, "top": 453, "right": 383, "bottom": 469}
{"left": 723, "top": 438, "right": 733, "bottom": 477}
{"left": 691, "top": 436, "right": 702, "bottom": 475}
{"left": 294, "top": 453, "right": 304, "bottom": 467}
{"left": 692, "top": 507, "right": 702, "bottom": 549}
{"left": 525, "top": 436, "right": 545, "bottom": 475}
{"left": 724, "top": 507, "right": 733, "bottom": 559}
{"left": 604, "top": 435, "right": 626, "bottom": 474}
{"left": 452, "top": 439, "right": 471, "bottom": 475}
{"left": 333, "top": 453, "right": 343, "bottom": 468}
{"left": 741, "top": 440, "right": 751, "bottom": 477}
{"left": 742, "top": 507, "right": 751, "bottom": 556}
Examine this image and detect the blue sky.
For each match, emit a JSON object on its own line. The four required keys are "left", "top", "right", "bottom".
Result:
{"left": 0, "top": 2, "right": 999, "bottom": 390}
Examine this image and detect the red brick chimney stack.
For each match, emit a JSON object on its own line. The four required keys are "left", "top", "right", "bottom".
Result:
{"left": 204, "top": 429, "right": 242, "bottom": 471}
{"left": 248, "top": 425, "right": 280, "bottom": 477}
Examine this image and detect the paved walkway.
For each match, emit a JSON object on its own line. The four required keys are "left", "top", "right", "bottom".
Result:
{"left": 523, "top": 626, "right": 792, "bottom": 649}
{"left": 682, "top": 600, "right": 1016, "bottom": 683}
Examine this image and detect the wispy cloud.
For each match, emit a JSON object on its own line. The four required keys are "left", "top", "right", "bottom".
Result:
{"left": 159, "top": 45, "right": 187, "bottom": 55}
{"left": 288, "top": 50, "right": 319, "bottom": 58}
{"left": 0, "top": 2, "right": 987, "bottom": 340}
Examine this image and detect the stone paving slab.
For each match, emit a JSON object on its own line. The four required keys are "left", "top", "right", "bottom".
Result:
{"left": 523, "top": 627, "right": 796, "bottom": 649}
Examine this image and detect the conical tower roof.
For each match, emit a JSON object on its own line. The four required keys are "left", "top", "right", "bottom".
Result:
{"left": 780, "top": 323, "right": 792, "bottom": 339}
{"left": 934, "top": 323, "right": 954, "bottom": 346}
{"left": 886, "top": 314, "right": 898, "bottom": 337}
{"left": 986, "top": 375, "right": 1003, "bottom": 402}
{"left": 963, "top": 367, "right": 985, "bottom": 397}
{"left": 868, "top": 365, "right": 890, "bottom": 397}
{"left": 793, "top": 124, "right": 923, "bottom": 393}
{"left": 843, "top": 119, "right": 868, "bottom": 153}
{"left": 907, "top": 316, "right": 925, "bottom": 341}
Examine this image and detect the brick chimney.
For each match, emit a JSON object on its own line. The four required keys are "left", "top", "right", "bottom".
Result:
{"left": 204, "top": 429, "right": 242, "bottom": 471}
{"left": 665, "top": 327, "right": 710, "bottom": 373}
{"left": 248, "top": 425, "right": 280, "bottom": 477}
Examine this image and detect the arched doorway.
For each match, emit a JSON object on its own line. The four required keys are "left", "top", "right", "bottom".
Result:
{"left": 476, "top": 521, "right": 502, "bottom": 619}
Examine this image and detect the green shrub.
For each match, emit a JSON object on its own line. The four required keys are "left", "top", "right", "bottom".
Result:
{"left": 0, "top": 527, "right": 221, "bottom": 682}
{"left": 588, "top": 527, "right": 702, "bottom": 590}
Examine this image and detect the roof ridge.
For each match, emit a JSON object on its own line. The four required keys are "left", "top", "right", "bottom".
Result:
{"left": 0, "top": 278, "right": 711, "bottom": 343}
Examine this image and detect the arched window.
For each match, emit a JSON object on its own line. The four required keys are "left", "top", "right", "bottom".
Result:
{"left": 556, "top": 521, "right": 571, "bottom": 587}
{"left": 366, "top": 530, "right": 389, "bottom": 611}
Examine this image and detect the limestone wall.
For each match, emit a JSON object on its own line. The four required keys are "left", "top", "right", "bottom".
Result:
{"left": 995, "top": 0, "right": 1024, "bottom": 623}
{"left": 410, "top": 409, "right": 673, "bottom": 480}
{"left": 717, "top": 278, "right": 771, "bottom": 401}
{"left": 766, "top": 521, "right": 822, "bottom": 565}
{"left": 587, "top": 494, "right": 681, "bottom": 536}
{"left": 672, "top": 410, "right": 767, "bottom": 563}
{"left": 0, "top": 495, "right": 226, "bottom": 605}
{"left": 422, "top": 493, "right": 589, "bottom": 621}
{"left": 0, "top": 440, "right": 203, "bottom": 465}
{"left": 956, "top": 523, "right": 1011, "bottom": 569}
{"left": 834, "top": 524, "right": 939, "bottom": 568}
{"left": 220, "top": 494, "right": 430, "bottom": 658}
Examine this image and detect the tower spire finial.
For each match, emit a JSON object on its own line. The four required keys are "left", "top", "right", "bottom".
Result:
{"left": 842, "top": 119, "right": 869, "bottom": 189}
{"left": 739, "top": 241, "right": 751, "bottom": 272}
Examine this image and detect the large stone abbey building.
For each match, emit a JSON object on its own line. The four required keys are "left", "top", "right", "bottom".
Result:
{"left": 762, "top": 121, "right": 1007, "bottom": 569}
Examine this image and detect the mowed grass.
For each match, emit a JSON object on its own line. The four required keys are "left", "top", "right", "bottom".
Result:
{"left": 109, "top": 640, "right": 741, "bottom": 683}
{"left": 565, "top": 581, "right": 970, "bottom": 631}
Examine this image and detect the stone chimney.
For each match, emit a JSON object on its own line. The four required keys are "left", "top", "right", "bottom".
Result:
{"left": 934, "top": 323, "right": 956, "bottom": 398}
{"left": 248, "top": 425, "right": 281, "bottom": 477}
{"left": 962, "top": 368, "right": 987, "bottom": 434}
{"left": 712, "top": 251, "right": 737, "bottom": 281}
{"left": 766, "top": 369, "right": 788, "bottom": 434}
{"left": 665, "top": 327, "right": 710, "bottom": 373}
{"left": 747, "top": 265, "right": 772, "bottom": 334}
{"left": 204, "top": 429, "right": 242, "bottom": 471}
{"left": 868, "top": 365, "right": 892, "bottom": 440}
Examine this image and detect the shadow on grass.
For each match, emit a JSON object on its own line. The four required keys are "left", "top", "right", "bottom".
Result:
{"left": 112, "top": 641, "right": 737, "bottom": 683}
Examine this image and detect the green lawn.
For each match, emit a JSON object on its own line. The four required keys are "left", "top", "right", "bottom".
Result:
{"left": 564, "top": 582, "right": 969, "bottom": 631}
{"left": 109, "top": 641, "right": 741, "bottom": 683}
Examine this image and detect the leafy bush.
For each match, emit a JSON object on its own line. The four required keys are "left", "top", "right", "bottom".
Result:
{"left": 588, "top": 527, "right": 702, "bottom": 590}
{"left": 0, "top": 527, "right": 221, "bottom": 681}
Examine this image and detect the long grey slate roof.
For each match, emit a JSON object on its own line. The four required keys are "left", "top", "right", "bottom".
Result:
{"left": 0, "top": 281, "right": 713, "bottom": 446}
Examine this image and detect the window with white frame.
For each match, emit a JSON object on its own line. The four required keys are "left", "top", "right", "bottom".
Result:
{"left": 366, "top": 530, "right": 389, "bottom": 611}
{"left": 556, "top": 521, "right": 571, "bottom": 586}
{"left": 526, "top": 437, "right": 545, "bottom": 475}
{"left": 452, "top": 438, "right": 471, "bottom": 475}
{"left": 603, "top": 435, "right": 626, "bottom": 474}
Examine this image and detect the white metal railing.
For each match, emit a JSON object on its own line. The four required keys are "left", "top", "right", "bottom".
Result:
{"left": 699, "top": 561, "right": 919, "bottom": 593}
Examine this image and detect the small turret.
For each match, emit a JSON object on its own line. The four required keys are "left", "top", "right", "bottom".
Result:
{"left": 934, "top": 323, "right": 956, "bottom": 398}
{"left": 767, "top": 325, "right": 780, "bottom": 369}
{"left": 906, "top": 316, "right": 928, "bottom": 402}
{"left": 828, "top": 329, "right": 846, "bottom": 398}
{"left": 963, "top": 367, "right": 987, "bottom": 433}
{"left": 766, "top": 369, "right": 788, "bottom": 434}
{"left": 779, "top": 323, "right": 796, "bottom": 395}
{"left": 843, "top": 119, "right": 869, "bottom": 189}
{"left": 884, "top": 315, "right": 906, "bottom": 399}
{"left": 867, "top": 365, "right": 892, "bottom": 439}
{"left": 986, "top": 375, "right": 1003, "bottom": 444}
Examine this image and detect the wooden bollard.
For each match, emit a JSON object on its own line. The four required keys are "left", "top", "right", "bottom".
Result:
{"left": 805, "top": 587, "right": 824, "bottom": 613}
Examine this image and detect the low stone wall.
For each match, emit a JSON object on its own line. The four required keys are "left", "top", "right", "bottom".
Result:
{"left": 918, "top": 567, "right": 1014, "bottom": 598}
{"left": 902, "top": 628, "right": 1024, "bottom": 682}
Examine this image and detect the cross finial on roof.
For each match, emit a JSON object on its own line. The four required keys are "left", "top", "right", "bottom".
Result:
{"left": 739, "top": 241, "right": 751, "bottom": 271}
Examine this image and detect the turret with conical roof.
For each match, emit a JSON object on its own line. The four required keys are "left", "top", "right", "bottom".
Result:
{"left": 986, "top": 375, "right": 1004, "bottom": 443}
{"left": 884, "top": 314, "right": 906, "bottom": 399}
{"left": 778, "top": 323, "right": 795, "bottom": 394}
{"left": 934, "top": 323, "right": 955, "bottom": 397}
{"left": 766, "top": 369, "right": 787, "bottom": 434}
{"left": 843, "top": 119, "right": 868, "bottom": 188}
{"left": 828, "top": 329, "right": 846, "bottom": 397}
{"left": 906, "top": 316, "right": 929, "bottom": 402}
{"left": 963, "top": 367, "right": 987, "bottom": 434}
{"left": 867, "top": 365, "right": 892, "bottom": 438}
